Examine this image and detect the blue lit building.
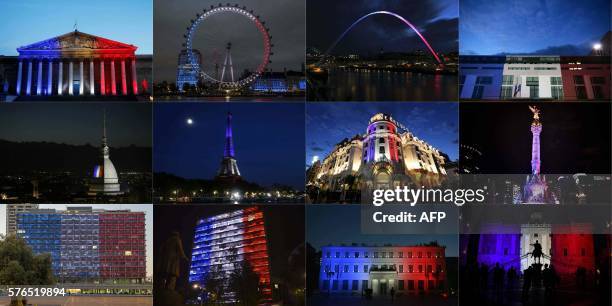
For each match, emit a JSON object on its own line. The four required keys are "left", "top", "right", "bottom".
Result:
{"left": 250, "top": 70, "right": 306, "bottom": 93}
{"left": 176, "top": 49, "right": 201, "bottom": 92}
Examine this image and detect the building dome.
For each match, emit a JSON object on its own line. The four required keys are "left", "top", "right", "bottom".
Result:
{"left": 88, "top": 113, "right": 123, "bottom": 196}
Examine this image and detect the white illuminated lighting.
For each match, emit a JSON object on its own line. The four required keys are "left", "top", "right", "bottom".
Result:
{"left": 593, "top": 43, "right": 602, "bottom": 50}
{"left": 186, "top": 118, "right": 194, "bottom": 125}
{"left": 312, "top": 155, "right": 319, "bottom": 164}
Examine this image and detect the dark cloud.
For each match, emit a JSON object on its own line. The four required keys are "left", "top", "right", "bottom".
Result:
{"left": 154, "top": 0, "right": 305, "bottom": 83}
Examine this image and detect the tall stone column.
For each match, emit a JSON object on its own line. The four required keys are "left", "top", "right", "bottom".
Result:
{"left": 121, "top": 59, "right": 127, "bottom": 95}
{"left": 110, "top": 60, "right": 116, "bottom": 95}
{"left": 68, "top": 61, "right": 74, "bottom": 95}
{"left": 58, "top": 61, "right": 63, "bottom": 95}
{"left": 89, "top": 61, "right": 95, "bottom": 95}
{"left": 131, "top": 58, "right": 138, "bottom": 95}
{"left": 16, "top": 61, "right": 22, "bottom": 95}
{"left": 47, "top": 60, "right": 53, "bottom": 95}
{"left": 79, "top": 60, "right": 84, "bottom": 95}
{"left": 36, "top": 60, "right": 43, "bottom": 95}
{"left": 26, "top": 60, "right": 32, "bottom": 95}
{"left": 100, "top": 60, "right": 106, "bottom": 95}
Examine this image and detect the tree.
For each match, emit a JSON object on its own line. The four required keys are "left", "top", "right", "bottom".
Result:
{"left": 229, "top": 261, "right": 263, "bottom": 306}
{"left": 0, "top": 234, "right": 55, "bottom": 285}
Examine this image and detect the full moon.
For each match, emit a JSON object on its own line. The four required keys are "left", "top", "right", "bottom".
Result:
{"left": 186, "top": 118, "right": 194, "bottom": 125}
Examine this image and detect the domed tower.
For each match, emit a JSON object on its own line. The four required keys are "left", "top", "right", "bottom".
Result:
{"left": 361, "top": 113, "right": 404, "bottom": 189}
{"left": 523, "top": 105, "right": 552, "bottom": 204}
{"left": 88, "top": 112, "right": 123, "bottom": 196}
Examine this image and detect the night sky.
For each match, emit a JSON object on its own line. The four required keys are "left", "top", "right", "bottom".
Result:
{"left": 0, "top": 104, "right": 151, "bottom": 147}
{"left": 306, "top": 102, "right": 459, "bottom": 166}
{"left": 153, "top": 103, "right": 305, "bottom": 190}
{"left": 307, "top": 0, "right": 458, "bottom": 55}
{"left": 307, "top": 205, "right": 458, "bottom": 257}
{"left": 0, "top": 0, "right": 152, "bottom": 55}
{"left": 154, "top": 0, "right": 305, "bottom": 83}
{"left": 460, "top": 103, "right": 611, "bottom": 174}
{"left": 154, "top": 205, "right": 304, "bottom": 291}
{"left": 460, "top": 0, "right": 611, "bottom": 55}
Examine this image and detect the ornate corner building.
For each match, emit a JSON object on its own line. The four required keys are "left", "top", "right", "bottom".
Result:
{"left": 307, "top": 113, "right": 448, "bottom": 203}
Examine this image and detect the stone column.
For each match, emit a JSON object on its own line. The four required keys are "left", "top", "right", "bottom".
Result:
{"left": 79, "top": 60, "right": 84, "bottom": 95}
{"left": 47, "top": 60, "right": 53, "bottom": 95}
{"left": 36, "top": 60, "right": 43, "bottom": 95}
{"left": 68, "top": 61, "right": 74, "bottom": 95}
{"left": 26, "top": 60, "right": 32, "bottom": 95}
{"left": 100, "top": 60, "right": 106, "bottom": 95}
{"left": 110, "top": 60, "right": 116, "bottom": 95}
{"left": 58, "top": 61, "right": 63, "bottom": 95}
{"left": 131, "top": 58, "right": 138, "bottom": 95}
{"left": 89, "top": 61, "right": 95, "bottom": 95}
{"left": 16, "top": 61, "right": 22, "bottom": 95}
{"left": 121, "top": 59, "right": 127, "bottom": 95}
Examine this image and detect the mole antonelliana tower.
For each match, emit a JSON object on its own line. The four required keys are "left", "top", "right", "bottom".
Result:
{"left": 88, "top": 111, "right": 123, "bottom": 196}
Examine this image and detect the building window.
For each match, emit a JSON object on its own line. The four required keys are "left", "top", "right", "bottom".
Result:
{"left": 374, "top": 252, "right": 378, "bottom": 258}
{"left": 335, "top": 252, "right": 340, "bottom": 258}
{"left": 344, "top": 265, "right": 349, "bottom": 273}
{"left": 408, "top": 265, "right": 413, "bottom": 273}
{"left": 502, "top": 75, "right": 513, "bottom": 85}
{"left": 398, "top": 280, "right": 405, "bottom": 290}
{"left": 427, "top": 252, "right": 432, "bottom": 258}
{"left": 323, "top": 280, "right": 330, "bottom": 290}
{"left": 427, "top": 265, "right": 433, "bottom": 273}
{"left": 326, "top": 252, "right": 330, "bottom": 258}
{"left": 334, "top": 265, "right": 339, "bottom": 272}
{"left": 364, "top": 265, "right": 368, "bottom": 273}
{"left": 437, "top": 264, "right": 442, "bottom": 272}
{"left": 399, "top": 265, "right": 404, "bottom": 273}
{"left": 428, "top": 280, "right": 435, "bottom": 290}
{"left": 500, "top": 86, "right": 512, "bottom": 99}
{"left": 526, "top": 76, "right": 538, "bottom": 86}
{"left": 352, "top": 280, "right": 358, "bottom": 290}
{"left": 379, "top": 138, "right": 385, "bottom": 143}
{"left": 575, "top": 86, "right": 587, "bottom": 99}
{"left": 476, "top": 76, "right": 493, "bottom": 84}
{"left": 342, "top": 280, "right": 349, "bottom": 290}
{"left": 354, "top": 265, "right": 358, "bottom": 273}
{"left": 379, "top": 147, "right": 385, "bottom": 154}
{"left": 418, "top": 252, "right": 422, "bottom": 258}
{"left": 399, "top": 251, "right": 403, "bottom": 258}
{"left": 472, "top": 86, "right": 484, "bottom": 99}
{"left": 345, "top": 252, "right": 349, "bottom": 258}
{"left": 408, "top": 280, "right": 415, "bottom": 290}
{"left": 418, "top": 265, "right": 423, "bottom": 273}
{"left": 408, "top": 252, "right": 412, "bottom": 258}
{"left": 418, "top": 280, "right": 425, "bottom": 291}
{"left": 364, "top": 252, "right": 369, "bottom": 258}
{"left": 362, "top": 280, "right": 368, "bottom": 291}
{"left": 551, "top": 86, "right": 564, "bottom": 99}
{"left": 550, "top": 76, "right": 562, "bottom": 85}
{"left": 592, "top": 86, "right": 604, "bottom": 99}
{"left": 382, "top": 252, "right": 387, "bottom": 258}
{"left": 573, "top": 75, "right": 584, "bottom": 85}
{"left": 354, "top": 252, "right": 360, "bottom": 258}
{"left": 332, "top": 280, "right": 338, "bottom": 290}
{"left": 389, "top": 252, "right": 393, "bottom": 258}
{"left": 529, "top": 85, "right": 539, "bottom": 98}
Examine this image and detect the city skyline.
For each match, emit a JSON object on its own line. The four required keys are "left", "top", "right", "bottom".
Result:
{"left": 460, "top": 0, "right": 610, "bottom": 55}
{"left": 154, "top": 103, "right": 305, "bottom": 190}
{"left": 0, "top": 0, "right": 152, "bottom": 55}
{"left": 307, "top": 0, "right": 458, "bottom": 55}
{"left": 153, "top": 0, "right": 305, "bottom": 83}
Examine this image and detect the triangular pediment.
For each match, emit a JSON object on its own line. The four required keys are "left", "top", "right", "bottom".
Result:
{"left": 17, "top": 31, "right": 137, "bottom": 52}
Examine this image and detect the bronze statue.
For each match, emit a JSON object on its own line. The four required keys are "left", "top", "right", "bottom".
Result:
{"left": 159, "top": 231, "right": 189, "bottom": 290}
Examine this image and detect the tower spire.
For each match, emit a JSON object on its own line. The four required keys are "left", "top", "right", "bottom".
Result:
{"left": 224, "top": 112, "right": 235, "bottom": 157}
{"left": 101, "top": 109, "right": 109, "bottom": 157}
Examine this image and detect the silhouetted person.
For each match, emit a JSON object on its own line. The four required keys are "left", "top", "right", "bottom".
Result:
{"left": 159, "top": 231, "right": 189, "bottom": 290}
{"left": 522, "top": 266, "right": 533, "bottom": 303}
{"left": 390, "top": 287, "right": 395, "bottom": 301}
{"left": 508, "top": 266, "right": 517, "bottom": 290}
{"left": 493, "top": 263, "right": 505, "bottom": 302}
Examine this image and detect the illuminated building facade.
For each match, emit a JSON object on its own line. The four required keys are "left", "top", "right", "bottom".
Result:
{"left": 88, "top": 112, "right": 123, "bottom": 196}
{"left": 176, "top": 49, "right": 201, "bottom": 92}
{"left": 250, "top": 70, "right": 306, "bottom": 93}
{"left": 475, "top": 223, "right": 595, "bottom": 275}
{"left": 0, "top": 30, "right": 152, "bottom": 99}
{"left": 189, "top": 207, "right": 272, "bottom": 301}
{"left": 16, "top": 207, "right": 146, "bottom": 283}
{"left": 319, "top": 245, "right": 447, "bottom": 296}
{"left": 5, "top": 203, "right": 39, "bottom": 235}
{"left": 308, "top": 113, "right": 447, "bottom": 200}
{"left": 460, "top": 55, "right": 609, "bottom": 100}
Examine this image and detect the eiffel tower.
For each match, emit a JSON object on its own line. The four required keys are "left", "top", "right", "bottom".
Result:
{"left": 216, "top": 112, "right": 241, "bottom": 181}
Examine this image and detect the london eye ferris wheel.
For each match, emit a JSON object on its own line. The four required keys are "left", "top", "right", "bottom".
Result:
{"left": 184, "top": 3, "right": 273, "bottom": 89}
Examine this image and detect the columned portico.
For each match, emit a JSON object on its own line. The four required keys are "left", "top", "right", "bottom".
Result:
{"left": 14, "top": 30, "right": 140, "bottom": 98}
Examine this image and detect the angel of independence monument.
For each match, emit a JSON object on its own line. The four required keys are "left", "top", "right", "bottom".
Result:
{"left": 14, "top": 30, "right": 141, "bottom": 99}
